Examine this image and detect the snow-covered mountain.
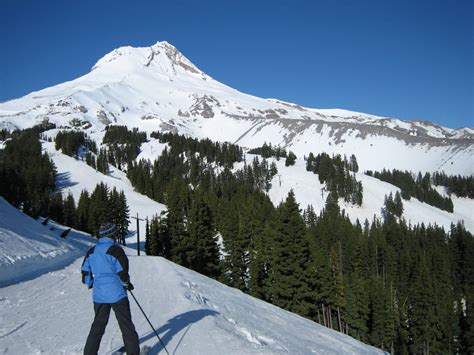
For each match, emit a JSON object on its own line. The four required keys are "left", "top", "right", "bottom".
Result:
{"left": 1, "top": 41, "right": 472, "bottom": 175}
{"left": 41, "top": 134, "right": 474, "bottom": 235}
{"left": 0, "top": 197, "right": 385, "bottom": 354}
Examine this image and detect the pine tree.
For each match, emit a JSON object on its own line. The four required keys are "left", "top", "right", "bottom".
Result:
{"left": 330, "top": 241, "right": 346, "bottom": 333}
{"left": 285, "top": 151, "right": 297, "bottom": 166}
{"left": 48, "top": 193, "right": 64, "bottom": 224}
{"left": 63, "top": 192, "right": 77, "bottom": 228}
{"left": 148, "top": 213, "right": 172, "bottom": 257}
{"left": 248, "top": 223, "right": 272, "bottom": 301}
{"left": 76, "top": 190, "right": 90, "bottom": 232}
{"left": 346, "top": 243, "right": 370, "bottom": 341}
{"left": 144, "top": 218, "right": 151, "bottom": 255}
{"left": 268, "top": 190, "right": 312, "bottom": 316}
{"left": 393, "top": 191, "right": 403, "bottom": 217}
{"left": 115, "top": 190, "right": 130, "bottom": 245}
{"left": 349, "top": 154, "right": 359, "bottom": 172}
{"left": 88, "top": 183, "right": 110, "bottom": 236}
{"left": 165, "top": 181, "right": 191, "bottom": 266}
{"left": 187, "top": 193, "right": 220, "bottom": 278}
{"left": 409, "top": 258, "right": 437, "bottom": 355}
{"left": 368, "top": 277, "right": 395, "bottom": 351}
{"left": 220, "top": 200, "right": 244, "bottom": 289}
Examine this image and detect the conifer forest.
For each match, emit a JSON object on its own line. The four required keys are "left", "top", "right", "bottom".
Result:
{"left": 1, "top": 124, "right": 473, "bottom": 354}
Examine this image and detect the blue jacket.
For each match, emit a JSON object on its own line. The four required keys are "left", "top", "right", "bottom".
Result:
{"left": 81, "top": 237, "right": 129, "bottom": 304}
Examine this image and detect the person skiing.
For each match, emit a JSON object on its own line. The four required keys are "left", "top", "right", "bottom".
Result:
{"left": 81, "top": 223, "right": 140, "bottom": 355}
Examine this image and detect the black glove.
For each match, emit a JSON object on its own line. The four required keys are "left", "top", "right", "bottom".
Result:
{"left": 123, "top": 281, "right": 134, "bottom": 291}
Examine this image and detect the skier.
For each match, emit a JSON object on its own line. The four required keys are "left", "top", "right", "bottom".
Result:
{"left": 81, "top": 223, "right": 140, "bottom": 355}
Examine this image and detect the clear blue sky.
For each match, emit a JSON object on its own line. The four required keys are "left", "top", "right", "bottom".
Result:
{"left": 1, "top": 0, "right": 473, "bottom": 128}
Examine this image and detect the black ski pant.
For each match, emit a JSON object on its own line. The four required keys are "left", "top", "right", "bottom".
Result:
{"left": 84, "top": 297, "right": 139, "bottom": 355}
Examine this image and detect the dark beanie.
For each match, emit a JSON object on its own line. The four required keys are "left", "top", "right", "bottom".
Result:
{"left": 98, "top": 223, "right": 117, "bottom": 239}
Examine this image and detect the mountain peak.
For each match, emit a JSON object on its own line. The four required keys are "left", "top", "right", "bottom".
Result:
{"left": 91, "top": 41, "right": 203, "bottom": 77}
{"left": 147, "top": 41, "right": 201, "bottom": 74}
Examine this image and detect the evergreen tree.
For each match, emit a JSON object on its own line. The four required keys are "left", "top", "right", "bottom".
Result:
{"left": 248, "top": 223, "right": 272, "bottom": 301}
{"left": 285, "top": 151, "right": 297, "bottom": 166}
{"left": 268, "top": 190, "right": 312, "bottom": 316}
{"left": 88, "top": 182, "right": 110, "bottom": 235}
{"left": 0, "top": 128, "right": 56, "bottom": 217}
{"left": 114, "top": 190, "right": 130, "bottom": 245}
{"left": 48, "top": 193, "right": 64, "bottom": 224}
{"left": 148, "top": 213, "right": 172, "bottom": 258}
{"left": 63, "top": 192, "right": 77, "bottom": 228}
{"left": 144, "top": 218, "right": 151, "bottom": 255}
{"left": 220, "top": 200, "right": 244, "bottom": 289}
{"left": 187, "top": 193, "right": 220, "bottom": 278}
{"left": 368, "top": 278, "right": 395, "bottom": 351}
{"left": 409, "top": 258, "right": 437, "bottom": 355}
{"left": 393, "top": 191, "right": 404, "bottom": 217}
{"left": 76, "top": 190, "right": 90, "bottom": 232}
{"left": 346, "top": 243, "right": 370, "bottom": 341}
{"left": 349, "top": 154, "right": 359, "bottom": 173}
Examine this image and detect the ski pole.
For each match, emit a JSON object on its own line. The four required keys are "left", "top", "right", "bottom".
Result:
{"left": 129, "top": 289, "right": 170, "bottom": 355}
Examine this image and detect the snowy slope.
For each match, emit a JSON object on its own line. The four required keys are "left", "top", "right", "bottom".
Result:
{"left": 262, "top": 157, "right": 474, "bottom": 233}
{"left": 0, "top": 197, "right": 94, "bottom": 287}
{"left": 0, "top": 41, "right": 472, "bottom": 175}
{"left": 0, "top": 199, "right": 385, "bottom": 354}
{"left": 42, "top": 140, "right": 167, "bottom": 241}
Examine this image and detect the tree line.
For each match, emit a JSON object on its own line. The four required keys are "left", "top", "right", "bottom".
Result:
{"left": 0, "top": 126, "right": 56, "bottom": 217}
{"left": 56, "top": 182, "right": 130, "bottom": 244}
{"left": 366, "top": 169, "right": 454, "bottom": 212}
{"left": 151, "top": 130, "right": 244, "bottom": 168}
{"left": 1, "top": 127, "right": 131, "bottom": 243}
{"left": 247, "top": 142, "right": 297, "bottom": 166}
{"left": 306, "top": 152, "right": 363, "bottom": 206}
{"left": 55, "top": 130, "right": 97, "bottom": 157}
{"left": 102, "top": 125, "right": 147, "bottom": 170}
{"left": 432, "top": 171, "right": 474, "bottom": 199}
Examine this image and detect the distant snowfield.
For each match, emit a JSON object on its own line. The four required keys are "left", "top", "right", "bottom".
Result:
{"left": 265, "top": 157, "right": 474, "bottom": 233}
{"left": 0, "top": 198, "right": 384, "bottom": 355}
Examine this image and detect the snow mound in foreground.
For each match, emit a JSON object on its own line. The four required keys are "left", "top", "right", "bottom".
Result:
{"left": 0, "top": 199, "right": 384, "bottom": 354}
{"left": 0, "top": 197, "right": 94, "bottom": 287}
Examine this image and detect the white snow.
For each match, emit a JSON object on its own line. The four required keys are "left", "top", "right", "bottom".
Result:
{"left": 0, "top": 197, "right": 94, "bottom": 287}
{"left": 0, "top": 41, "right": 472, "bottom": 176}
{"left": 265, "top": 157, "right": 474, "bottom": 233}
{"left": 42, "top": 141, "right": 167, "bottom": 242}
{"left": 0, "top": 198, "right": 385, "bottom": 355}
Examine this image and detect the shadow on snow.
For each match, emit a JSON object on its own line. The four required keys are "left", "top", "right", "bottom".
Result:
{"left": 135, "top": 309, "right": 219, "bottom": 354}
